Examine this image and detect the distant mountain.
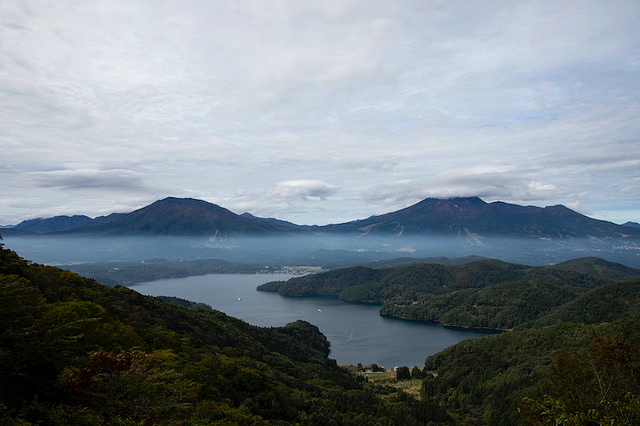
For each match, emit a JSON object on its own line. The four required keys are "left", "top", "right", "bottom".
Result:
{"left": 66, "top": 258, "right": 267, "bottom": 286}
{"left": 7, "top": 196, "right": 640, "bottom": 240}
{"left": 0, "top": 228, "right": 35, "bottom": 236}
{"left": 623, "top": 221, "right": 640, "bottom": 228}
{"left": 240, "top": 212, "right": 305, "bottom": 229}
{"left": 322, "top": 197, "right": 640, "bottom": 239}
{"left": 13, "top": 213, "right": 125, "bottom": 234}
{"left": 15, "top": 215, "right": 94, "bottom": 233}
{"left": 81, "top": 197, "right": 305, "bottom": 236}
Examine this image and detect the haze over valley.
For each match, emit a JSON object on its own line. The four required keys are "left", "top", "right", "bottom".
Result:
{"left": 3, "top": 196, "right": 640, "bottom": 272}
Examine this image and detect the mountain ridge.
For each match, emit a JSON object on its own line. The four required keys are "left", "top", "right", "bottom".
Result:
{"left": 322, "top": 197, "right": 639, "bottom": 239}
{"left": 6, "top": 196, "right": 640, "bottom": 240}
{"left": 66, "top": 197, "right": 306, "bottom": 236}
{"left": 14, "top": 213, "right": 125, "bottom": 233}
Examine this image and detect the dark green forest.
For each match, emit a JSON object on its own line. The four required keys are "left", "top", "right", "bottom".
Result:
{"left": 2, "top": 237, "right": 639, "bottom": 424}
{"left": 0, "top": 242, "right": 444, "bottom": 425}
{"left": 260, "top": 258, "right": 640, "bottom": 330}
{"left": 423, "top": 317, "right": 640, "bottom": 424}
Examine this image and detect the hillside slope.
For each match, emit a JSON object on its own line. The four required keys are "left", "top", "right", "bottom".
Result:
{"left": 259, "top": 259, "right": 529, "bottom": 301}
{"left": 422, "top": 316, "right": 640, "bottom": 424}
{"left": 533, "top": 279, "right": 640, "bottom": 326}
{"left": 261, "top": 258, "right": 636, "bottom": 330}
{"left": 0, "top": 243, "right": 439, "bottom": 425}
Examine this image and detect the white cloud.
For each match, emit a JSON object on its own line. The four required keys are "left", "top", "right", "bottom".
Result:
{"left": 272, "top": 180, "right": 338, "bottom": 201}
{"left": 0, "top": 0, "right": 639, "bottom": 225}
{"left": 25, "top": 169, "right": 148, "bottom": 191}
{"left": 226, "top": 180, "right": 340, "bottom": 224}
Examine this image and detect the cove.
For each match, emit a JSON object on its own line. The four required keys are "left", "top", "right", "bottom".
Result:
{"left": 131, "top": 273, "right": 493, "bottom": 367}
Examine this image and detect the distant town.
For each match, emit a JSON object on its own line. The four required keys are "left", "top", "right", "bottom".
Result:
{"left": 259, "top": 265, "right": 324, "bottom": 275}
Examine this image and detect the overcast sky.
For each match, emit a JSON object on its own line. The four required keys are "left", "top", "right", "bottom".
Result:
{"left": 1, "top": 0, "right": 639, "bottom": 225}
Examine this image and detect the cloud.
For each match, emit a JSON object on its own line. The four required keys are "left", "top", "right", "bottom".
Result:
{"left": 226, "top": 180, "right": 340, "bottom": 225}
{"left": 272, "top": 180, "right": 338, "bottom": 201}
{"left": 363, "top": 170, "right": 575, "bottom": 212}
{"left": 0, "top": 1, "right": 639, "bottom": 225}
{"left": 25, "top": 169, "right": 148, "bottom": 191}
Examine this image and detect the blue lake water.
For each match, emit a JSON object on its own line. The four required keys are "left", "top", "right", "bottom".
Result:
{"left": 131, "top": 274, "right": 493, "bottom": 367}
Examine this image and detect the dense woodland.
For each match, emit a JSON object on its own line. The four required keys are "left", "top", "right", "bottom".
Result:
{"left": 0, "top": 241, "right": 445, "bottom": 425}
{"left": 259, "top": 258, "right": 640, "bottom": 330}
{"left": 2, "top": 237, "right": 640, "bottom": 424}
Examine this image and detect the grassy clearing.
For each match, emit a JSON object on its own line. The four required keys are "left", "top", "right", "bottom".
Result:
{"left": 363, "top": 369, "right": 423, "bottom": 397}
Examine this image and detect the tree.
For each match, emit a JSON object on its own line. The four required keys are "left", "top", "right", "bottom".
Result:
{"left": 521, "top": 336, "right": 640, "bottom": 424}
{"left": 396, "top": 366, "right": 411, "bottom": 381}
{"left": 60, "top": 350, "right": 198, "bottom": 423}
{"left": 370, "top": 363, "right": 385, "bottom": 372}
{"left": 411, "top": 366, "right": 425, "bottom": 379}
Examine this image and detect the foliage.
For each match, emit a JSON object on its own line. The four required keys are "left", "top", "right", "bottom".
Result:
{"left": 533, "top": 279, "right": 640, "bottom": 327}
{"left": 381, "top": 278, "right": 582, "bottom": 330}
{"left": 259, "top": 266, "right": 384, "bottom": 297}
{"left": 4, "top": 239, "right": 640, "bottom": 425}
{"left": 262, "top": 258, "right": 623, "bottom": 329}
{"left": 554, "top": 256, "right": 640, "bottom": 281}
{"left": 520, "top": 336, "right": 640, "bottom": 424}
{"left": 156, "top": 295, "right": 213, "bottom": 310}
{"left": 0, "top": 246, "right": 435, "bottom": 424}
{"left": 422, "top": 317, "right": 640, "bottom": 424}
{"left": 258, "top": 259, "right": 530, "bottom": 301}
{"left": 396, "top": 366, "right": 411, "bottom": 381}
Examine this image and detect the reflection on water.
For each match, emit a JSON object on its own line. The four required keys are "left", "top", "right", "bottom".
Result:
{"left": 132, "top": 274, "right": 493, "bottom": 367}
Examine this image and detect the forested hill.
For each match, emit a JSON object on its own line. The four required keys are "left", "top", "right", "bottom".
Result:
{"left": 421, "top": 316, "right": 640, "bottom": 424}
{"left": 0, "top": 243, "right": 443, "bottom": 425}
{"left": 3, "top": 242, "right": 640, "bottom": 424}
{"left": 259, "top": 257, "right": 640, "bottom": 330}
{"left": 258, "top": 259, "right": 531, "bottom": 299}
{"left": 257, "top": 256, "right": 640, "bottom": 423}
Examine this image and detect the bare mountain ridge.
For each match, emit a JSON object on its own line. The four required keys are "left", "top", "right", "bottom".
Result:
{"left": 6, "top": 196, "right": 640, "bottom": 239}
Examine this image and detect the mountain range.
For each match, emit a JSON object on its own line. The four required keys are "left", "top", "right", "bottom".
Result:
{"left": 5, "top": 196, "right": 640, "bottom": 240}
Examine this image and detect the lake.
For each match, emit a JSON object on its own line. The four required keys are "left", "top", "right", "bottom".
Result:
{"left": 131, "top": 273, "right": 493, "bottom": 367}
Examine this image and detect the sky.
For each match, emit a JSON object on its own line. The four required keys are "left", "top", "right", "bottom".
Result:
{"left": 1, "top": 0, "right": 639, "bottom": 226}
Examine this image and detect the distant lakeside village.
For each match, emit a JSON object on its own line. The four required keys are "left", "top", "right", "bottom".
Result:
{"left": 259, "top": 265, "right": 324, "bottom": 275}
